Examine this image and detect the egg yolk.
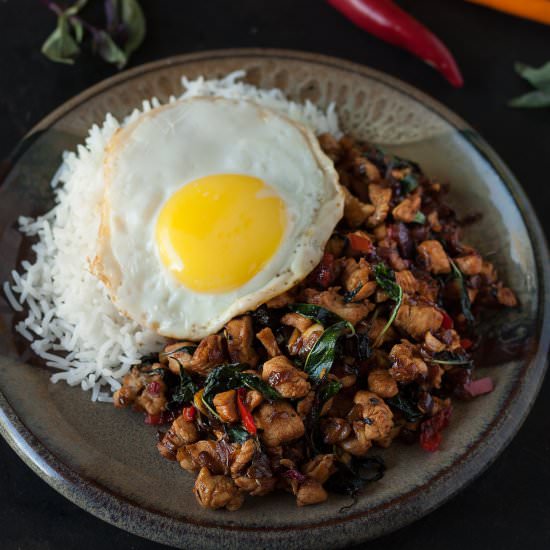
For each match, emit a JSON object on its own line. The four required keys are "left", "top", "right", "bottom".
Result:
{"left": 156, "top": 174, "right": 287, "bottom": 293}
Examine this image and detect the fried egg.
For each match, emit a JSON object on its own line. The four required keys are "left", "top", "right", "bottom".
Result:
{"left": 94, "top": 97, "right": 343, "bottom": 339}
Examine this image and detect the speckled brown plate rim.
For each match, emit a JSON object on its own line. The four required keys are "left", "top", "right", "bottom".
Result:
{"left": 0, "top": 49, "right": 548, "bottom": 549}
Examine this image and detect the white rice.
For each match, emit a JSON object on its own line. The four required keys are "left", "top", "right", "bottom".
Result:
{"left": 4, "top": 70, "right": 341, "bottom": 401}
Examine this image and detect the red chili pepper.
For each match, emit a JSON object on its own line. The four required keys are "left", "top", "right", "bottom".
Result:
{"left": 420, "top": 406, "right": 452, "bottom": 452}
{"left": 441, "top": 310, "right": 454, "bottom": 330}
{"left": 348, "top": 232, "right": 373, "bottom": 254}
{"left": 144, "top": 413, "right": 164, "bottom": 425}
{"left": 326, "top": 0, "right": 464, "bottom": 87}
{"left": 237, "top": 388, "right": 257, "bottom": 435}
{"left": 182, "top": 405, "right": 196, "bottom": 422}
{"left": 311, "top": 252, "right": 336, "bottom": 289}
{"left": 460, "top": 338, "right": 473, "bottom": 350}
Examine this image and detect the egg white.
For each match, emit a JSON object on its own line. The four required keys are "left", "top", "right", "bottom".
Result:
{"left": 93, "top": 97, "right": 343, "bottom": 339}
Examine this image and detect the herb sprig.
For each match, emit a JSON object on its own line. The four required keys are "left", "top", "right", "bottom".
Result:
{"left": 373, "top": 263, "right": 403, "bottom": 347}
{"left": 40, "top": 0, "right": 146, "bottom": 68}
{"left": 450, "top": 260, "right": 475, "bottom": 326}
{"left": 509, "top": 61, "right": 550, "bottom": 109}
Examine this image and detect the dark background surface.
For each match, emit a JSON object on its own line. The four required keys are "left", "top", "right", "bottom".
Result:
{"left": 1, "top": 1, "right": 549, "bottom": 549}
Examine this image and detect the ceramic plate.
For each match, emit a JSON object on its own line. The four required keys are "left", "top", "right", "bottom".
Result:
{"left": 0, "top": 50, "right": 548, "bottom": 549}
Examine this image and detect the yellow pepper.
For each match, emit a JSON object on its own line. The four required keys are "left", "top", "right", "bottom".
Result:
{"left": 467, "top": 0, "right": 550, "bottom": 25}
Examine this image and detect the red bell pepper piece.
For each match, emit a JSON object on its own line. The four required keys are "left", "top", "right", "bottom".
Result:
{"left": 237, "top": 388, "right": 257, "bottom": 435}
{"left": 460, "top": 338, "right": 473, "bottom": 350}
{"left": 420, "top": 406, "right": 452, "bottom": 452}
{"left": 182, "top": 405, "right": 196, "bottom": 422}
{"left": 326, "top": 0, "right": 464, "bottom": 87}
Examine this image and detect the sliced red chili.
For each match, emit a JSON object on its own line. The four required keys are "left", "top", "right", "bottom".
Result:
{"left": 348, "top": 232, "right": 373, "bottom": 254}
{"left": 441, "top": 310, "right": 454, "bottom": 330}
{"left": 311, "top": 252, "right": 336, "bottom": 289}
{"left": 144, "top": 413, "right": 164, "bottom": 425}
{"left": 182, "top": 405, "right": 196, "bottom": 422}
{"left": 420, "top": 406, "right": 452, "bottom": 452}
{"left": 237, "top": 388, "right": 257, "bottom": 435}
{"left": 460, "top": 338, "right": 473, "bottom": 350}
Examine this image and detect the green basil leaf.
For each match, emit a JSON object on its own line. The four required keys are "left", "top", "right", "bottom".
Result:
{"left": 509, "top": 90, "right": 550, "bottom": 109}
{"left": 238, "top": 372, "right": 281, "bottom": 400}
{"left": 318, "top": 380, "right": 342, "bottom": 403}
{"left": 373, "top": 263, "right": 401, "bottom": 302}
{"left": 450, "top": 260, "right": 475, "bottom": 325}
{"left": 226, "top": 426, "right": 251, "bottom": 444}
{"left": 119, "top": 0, "right": 146, "bottom": 55}
{"left": 41, "top": 15, "right": 80, "bottom": 64}
{"left": 93, "top": 30, "right": 127, "bottom": 68}
{"left": 288, "top": 303, "right": 344, "bottom": 327}
{"left": 412, "top": 211, "right": 426, "bottom": 224}
{"left": 515, "top": 61, "right": 550, "bottom": 93}
{"left": 305, "top": 321, "right": 353, "bottom": 382}
{"left": 401, "top": 173, "right": 419, "bottom": 194}
{"left": 70, "top": 19, "right": 84, "bottom": 43}
{"left": 386, "top": 393, "right": 423, "bottom": 422}
{"left": 169, "top": 365, "right": 197, "bottom": 406}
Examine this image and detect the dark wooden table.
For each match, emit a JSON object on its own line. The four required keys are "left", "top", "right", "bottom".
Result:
{"left": 1, "top": 1, "right": 549, "bottom": 548}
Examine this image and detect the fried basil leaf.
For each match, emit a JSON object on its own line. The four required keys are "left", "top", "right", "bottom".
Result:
{"left": 238, "top": 373, "right": 281, "bottom": 400}
{"left": 450, "top": 260, "right": 475, "bottom": 325}
{"left": 373, "top": 263, "right": 403, "bottom": 345}
{"left": 202, "top": 363, "right": 247, "bottom": 408}
{"left": 226, "top": 426, "right": 251, "bottom": 444}
{"left": 325, "top": 456, "right": 386, "bottom": 500}
{"left": 305, "top": 321, "right": 353, "bottom": 382}
{"left": 169, "top": 365, "right": 197, "bottom": 406}
{"left": 288, "top": 303, "right": 344, "bottom": 328}
{"left": 386, "top": 393, "right": 423, "bottom": 422}
{"left": 343, "top": 284, "right": 363, "bottom": 304}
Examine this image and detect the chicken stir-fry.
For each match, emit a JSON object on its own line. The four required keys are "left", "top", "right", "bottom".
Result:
{"left": 114, "top": 134, "right": 517, "bottom": 511}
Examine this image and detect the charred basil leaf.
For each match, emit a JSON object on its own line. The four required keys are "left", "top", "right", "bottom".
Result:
{"left": 238, "top": 373, "right": 282, "bottom": 400}
{"left": 450, "top": 260, "right": 475, "bottom": 325}
{"left": 305, "top": 321, "right": 354, "bottom": 383}
{"left": 169, "top": 365, "right": 197, "bottom": 406}
{"left": 373, "top": 263, "right": 403, "bottom": 346}
{"left": 343, "top": 284, "right": 364, "bottom": 303}
{"left": 386, "top": 393, "right": 423, "bottom": 422}
{"left": 307, "top": 380, "right": 343, "bottom": 455}
{"left": 226, "top": 426, "right": 251, "bottom": 444}
{"left": 325, "top": 456, "right": 386, "bottom": 501}
{"left": 288, "top": 303, "right": 344, "bottom": 328}
{"left": 318, "top": 380, "right": 343, "bottom": 403}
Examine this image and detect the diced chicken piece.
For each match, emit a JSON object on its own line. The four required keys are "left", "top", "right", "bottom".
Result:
{"left": 339, "top": 422, "right": 372, "bottom": 457}
{"left": 375, "top": 424, "right": 402, "bottom": 449}
{"left": 244, "top": 390, "right": 263, "bottom": 412}
{"left": 497, "top": 286, "right": 518, "bottom": 307}
{"left": 303, "top": 287, "right": 371, "bottom": 325}
{"left": 417, "top": 240, "right": 451, "bottom": 274}
{"left": 392, "top": 192, "right": 421, "bottom": 223}
{"left": 265, "top": 291, "right": 295, "bottom": 308}
{"left": 186, "top": 335, "right": 225, "bottom": 376}
{"left": 342, "top": 186, "right": 375, "bottom": 227}
{"left": 424, "top": 332, "right": 446, "bottom": 353}
{"left": 352, "top": 155, "right": 381, "bottom": 182}
{"left": 297, "top": 390, "right": 315, "bottom": 418}
{"left": 281, "top": 312, "right": 313, "bottom": 333}
{"left": 367, "top": 369, "right": 399, "bottom": 398}
{"left": 194, "top": 467, "right": 244, "bottom": 511}
{"left": 256, "top": 327, "right": 281, "bottom": 358}
{"left": 225, "top": 316, "right": 258, "bottom": 367}
{"left": 366, "top": 183, "right": 392, "bottom": 227}
{"left": 113, "top": 364, "right": 168, "bottom": 415}
{"left": 234, "top": 475, "right": 277, "bottom": 496}
{"left": 395, "top": 301, "right": 443, "bottom": 340}
{"left": 261, "top": 356, "right": 310, "bottom": 399}
{"left": 230, "top": 438, "right": 257, "bottom": 476}
{"left": 288, "top": 323, "right": 324, "bottom": 357}
{"left": 213, "top": 389, "right": 239, "bottom": 423}
{"left": 341, "top": 258, "right": 377, "bottom": 301}
{"left": 160, "top": 341, "right": 196, "bottom": 374}
{"left": 353, "top": 390, "right": 394, "bottom": 441}
{"left": 480, "top": 261, "right": 498, "bottom": 284}
{"left": 295, "top": 479, "right": 328, "bottom": 506}
{"left": 254, "top": 401, "right": 305, "bottom": 447}
{"left": 178, "top": 440, "right": 220, "bottom": 473}
{"left": 389, "top": 340, "right": 428, "bottom": 384}
{"left": 157, "top": 414, "right": 199, "bottom": 460}
{"left": 395, "top": 269, "right": 418, "bottom": 295}
{"left": 321, "top": 417, "right": 352, "bottom": 444}
{"left": 301, "top": 454, "right": 336, "bottom": 484}
{"left": 427, "top": 210, "right": 442, "bottom": 232}
{"left": 454, "top": 254, "right": 482, "bottom": 276}
{"left": 318, "top": 132, "right": 342, "bottom": 161}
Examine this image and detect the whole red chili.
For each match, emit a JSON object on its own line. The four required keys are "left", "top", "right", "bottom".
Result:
{"left": 237, "top": 388, "right": 257, "bottom": 435}
{"left": 326, "top": 0, "right": 464, "bottom": 87}
{"left": 182, "top": 405, "right": 196, "bottom": 422}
